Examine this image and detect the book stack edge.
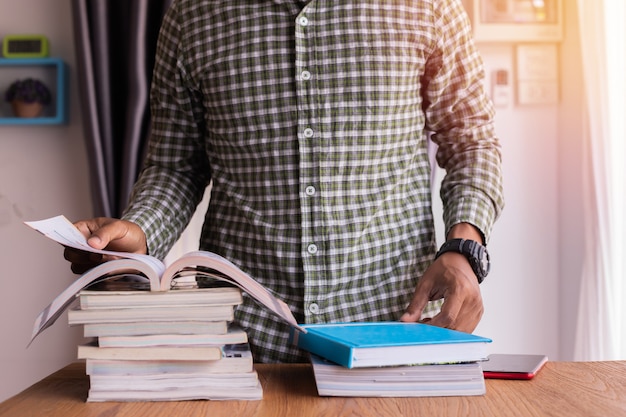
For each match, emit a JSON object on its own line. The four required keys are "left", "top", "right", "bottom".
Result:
{"left": 70, "top": 282, "right": 262, "bottom": 402}
{"left": 309, "top": 354, "right": 486, "bottom": 397}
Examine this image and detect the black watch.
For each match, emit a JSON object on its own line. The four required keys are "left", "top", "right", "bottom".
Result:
{"left": 435, "top": 238, "right": 490, "bottom": 283}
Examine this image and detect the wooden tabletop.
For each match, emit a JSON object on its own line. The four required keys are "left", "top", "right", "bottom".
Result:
{"left": 1, "top": 361, "right": 625, "bottom": 417}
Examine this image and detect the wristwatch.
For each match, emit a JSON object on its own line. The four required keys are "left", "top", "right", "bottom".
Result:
{"left": 435, "top": 238, "right": 490, "bottom": 284}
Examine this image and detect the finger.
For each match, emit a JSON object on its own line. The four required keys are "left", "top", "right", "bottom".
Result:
{"left": 74, "top": 219, "right": 104, "bottom": 239}
{"left": 63, "top": 246, "right": 102, "bottom": 274}
{"left": 71, "top": 262, "right": 94, "bottom": 275}
{"left": 400, "top": 281, "right": 432, "bottom": 322}
{"left": 428, "top": 294, "right": 483, "bottom": 333}
{"left": 63, "top": 246, "right": 110, "bottom": 264}
{"left": 427, "top": 295, "right": 462, "bottom": 329}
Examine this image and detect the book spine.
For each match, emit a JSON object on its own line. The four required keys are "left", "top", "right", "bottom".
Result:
{"left": 289, "top": 328, "right": 354, "bottom": 368}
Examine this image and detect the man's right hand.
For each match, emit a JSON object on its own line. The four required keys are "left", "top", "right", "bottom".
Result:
{"left": 63, "top": 217, "right": 148, "bottom": 274}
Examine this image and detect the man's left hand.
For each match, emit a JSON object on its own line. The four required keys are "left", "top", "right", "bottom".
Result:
{"left": 400, "top": 251, "right": 483, "bottom": 332}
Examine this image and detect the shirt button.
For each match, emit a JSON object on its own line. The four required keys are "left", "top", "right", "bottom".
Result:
{"left": 305, "top": 185, "right": 316, "bottom": 196}
{"left": 308, "top": 303, "right": 320, "bottom": 314}
{"left": 307, "top": 243, "right": 318, "bottom": 254}
{"left": 298, "top": 16, "right": 309, "bottom": 26}
{"left": 301, "top": 70, "right": 311, "bottom": 80}
{"left": 303, "top": 128, "right": 314, "bottom": 138}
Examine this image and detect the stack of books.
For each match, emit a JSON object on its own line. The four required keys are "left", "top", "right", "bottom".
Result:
{"left": 26, "top": 216, "right": 306, "bottom": 402}
{"left": 69, "top": 282, "right": 263, "bottom": 402}
{"left": 290, "top": 322, "right": 491, "bottom": 397}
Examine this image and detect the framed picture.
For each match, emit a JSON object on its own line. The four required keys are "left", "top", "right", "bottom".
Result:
{"left": 462, "top": 0, "right": 563, "bottom": 42}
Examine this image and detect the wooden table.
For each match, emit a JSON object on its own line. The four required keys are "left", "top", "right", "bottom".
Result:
{"left": 1, "top": 361, "right": 625, "bottom": 417}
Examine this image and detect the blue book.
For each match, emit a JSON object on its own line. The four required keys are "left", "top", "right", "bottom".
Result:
{"left": 289, "top": 322, "right": 492, "bottom": 368}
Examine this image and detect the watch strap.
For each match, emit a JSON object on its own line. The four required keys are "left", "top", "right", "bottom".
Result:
{"left": 435, "top": 238, "right": 489, "bottom": 283}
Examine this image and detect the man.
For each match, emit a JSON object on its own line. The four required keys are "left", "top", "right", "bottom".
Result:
{"left": 66, "top": 0, "right": 504, "bottom": 363}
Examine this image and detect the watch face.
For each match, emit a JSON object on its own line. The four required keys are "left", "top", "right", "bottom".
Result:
{"left": 478, "top": 246, "right": 490, "bottom": 276}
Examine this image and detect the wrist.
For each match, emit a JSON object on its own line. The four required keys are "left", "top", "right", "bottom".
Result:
{"left": 446, "top": 223, "right": 484, "bottom": 245}
{"left": 435, "top": 238, "right": 490, "bottom": 284}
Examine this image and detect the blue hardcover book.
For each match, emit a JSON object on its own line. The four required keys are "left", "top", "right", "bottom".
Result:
{"left": 289, "top": 322, "right": 491, "bottom": 368}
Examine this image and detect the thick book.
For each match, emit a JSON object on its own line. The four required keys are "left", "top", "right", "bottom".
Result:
{"left": 78, "top": 286, "right": 243, "bottom": 309}
{"left": 25, "top": 215, "right": 303, "bottom": 344}
{"left": 77, "top": 342, "right": 225, "bottom": 361}
{"left": 82, "top": 320, "right": 229, "bottom": 337}
{"left": 88, "top": 371, "right": 260, "bottom": 392}
{"left": 97, "top": 324, "right": 248, "bottom": 348}
{"left": 309, "top": 354, "right": 486, "bottom": 397}
{"left": 289, "top": 322, "right": 491, "bottom": 368}
{"left": 87, "top": 377, "right": 263, "bottom": 402}
{"left": 86, "top": 344, "right": 255, "bottom": 376}
{"left": 67, "top": 304, "right": 235, "bottom": 325}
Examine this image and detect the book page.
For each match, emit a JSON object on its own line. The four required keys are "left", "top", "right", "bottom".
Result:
{"left": 163, "top": 251, "right": 305, "bottom": 332}
{"left": 24, "top": 215, "right": 164, "bottom": 271}
{"left": 28, "top": 258, "right": 161, "bottom": 346}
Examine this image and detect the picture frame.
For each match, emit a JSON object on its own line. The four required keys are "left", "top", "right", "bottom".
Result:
{"left": 462, "top": 0, "right": 563, "bottom": 42}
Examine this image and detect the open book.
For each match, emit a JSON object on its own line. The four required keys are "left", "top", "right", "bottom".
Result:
{"left": 25, "top": 215, "right": 303, "bottom": 345}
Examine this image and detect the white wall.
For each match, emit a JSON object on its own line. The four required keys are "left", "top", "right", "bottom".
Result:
{"left": 0, "top": 0, "right": 92, "bottom": 402}
{"left": 432, "top": 43, "right": 561, "bottom": 362}
{"left": 474, "top": 44, "right": 560, "bottom": 360}
{"left": 0, "top": 0, "right": 584, "bottom": 402}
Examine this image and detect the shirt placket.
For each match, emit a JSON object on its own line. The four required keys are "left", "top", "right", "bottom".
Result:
{"left": 295, "top": 4, "right": 327, "bottom": 324}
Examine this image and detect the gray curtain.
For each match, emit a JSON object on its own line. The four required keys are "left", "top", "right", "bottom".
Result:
{"left": 71, "top": 0, "right": 171, "bottom": 217}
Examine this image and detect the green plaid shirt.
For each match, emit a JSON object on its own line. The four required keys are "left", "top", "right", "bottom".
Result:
{"left": 123, "top": 0, "right": 504, "bottom": 363}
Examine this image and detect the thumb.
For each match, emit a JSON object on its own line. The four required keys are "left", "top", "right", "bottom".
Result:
{"left": 89, "top": 221, "right": 135, "bottom": 251}
{"left": 76, "top": 218, "right": 126, "bottom": 251}
{"left": 86, "top": 234, "right": 106, "bottom": 250}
